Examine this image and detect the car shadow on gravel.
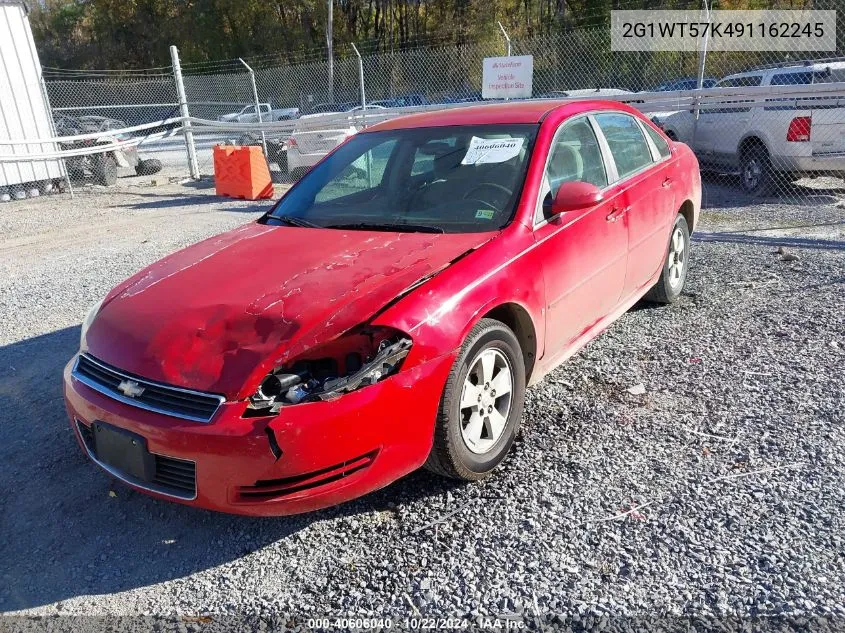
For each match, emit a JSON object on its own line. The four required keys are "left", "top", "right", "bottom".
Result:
{"left": 116, "top": 193, "right": 273, "bottom": 212}
{"left": 694, "top": 231, "right": 845, "bottom": 251}
{"left": 0, "top": 326, "right": 459, "bottom": 612}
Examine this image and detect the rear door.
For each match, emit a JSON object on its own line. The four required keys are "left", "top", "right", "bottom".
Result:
{"left": 593, "top": 112, "right": 675, "bottom": 299}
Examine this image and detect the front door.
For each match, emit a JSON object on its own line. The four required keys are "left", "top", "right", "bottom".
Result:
{"left": 532, "top": 115, "right": 628, "bottom": 359}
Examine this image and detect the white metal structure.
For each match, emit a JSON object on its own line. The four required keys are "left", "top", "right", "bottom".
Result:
{"left": 0, "top": 0, "right": 63, "bottom": 190}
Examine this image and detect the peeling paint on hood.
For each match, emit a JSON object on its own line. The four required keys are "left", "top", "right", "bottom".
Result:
{"left": 85, "top": 223, "right": 493, "bottom": 399}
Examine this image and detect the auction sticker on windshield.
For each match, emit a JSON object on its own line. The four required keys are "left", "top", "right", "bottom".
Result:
{"left": 462, "top": 136, "right": 525, "bottom": 165}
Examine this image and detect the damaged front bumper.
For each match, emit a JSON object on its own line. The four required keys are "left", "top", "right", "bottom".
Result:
{"left": 63, "top": 350, "right": 455, "bottom": 516}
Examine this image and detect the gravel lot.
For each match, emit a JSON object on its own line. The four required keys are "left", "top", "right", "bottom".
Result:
{"left": 0, "top": 176, "right": 843, "bottom": 628}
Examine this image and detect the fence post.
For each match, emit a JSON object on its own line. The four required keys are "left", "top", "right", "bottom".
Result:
{"left": 170, "top": 45, "right": 200, "bottom": 180}
{"left": 239, "top": 58, "right": 268, "bottom": 156}
{"left": 351, "top": 43, "right": 366, "bottom": 110}
{"left": 498, "top": 21, "right": 512, "bottom": 57}
{"left": 692, "top": 0, "right": 711, "bottom": 148}
{"left": 327, "top": 0, "right": 334, "bottom": 104}
{"left": 498, "top": 22, "right": 512, "bottom": 101}
{"left": 38, "top": 73, "right": 74, "bottom": 198}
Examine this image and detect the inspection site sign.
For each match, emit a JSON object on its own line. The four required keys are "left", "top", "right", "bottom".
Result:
{"left": 482, "top": 55, "right": 534, "bottom": 99}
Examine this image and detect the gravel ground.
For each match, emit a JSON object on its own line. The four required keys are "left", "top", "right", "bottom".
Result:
{"left": 0, "top": 177, "right": 843, "bottom": 629}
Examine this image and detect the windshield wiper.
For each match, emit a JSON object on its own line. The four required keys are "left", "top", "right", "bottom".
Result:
{"left": 271, "top": 215, "right": 323, "bottom": 229}
{"left": 327, "top": 222, "right": 444, "bottom": 234}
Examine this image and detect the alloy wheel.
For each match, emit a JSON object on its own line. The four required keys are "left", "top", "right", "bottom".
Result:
{"left": 459, "top": 348, "right": 513, "bottom": 455}
{"left": 743, "top": 157, "right": 761, "bottom": 190}
{"left": 667, "top": 225, "right": 686, "bottom": 289}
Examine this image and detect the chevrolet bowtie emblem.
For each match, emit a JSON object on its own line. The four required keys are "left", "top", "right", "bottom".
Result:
{"left": 117, "top": 379, "right": 145, "bottom": 398}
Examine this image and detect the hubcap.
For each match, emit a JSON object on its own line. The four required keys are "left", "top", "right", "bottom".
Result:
{"left": 459, "top": 348, "right": 513, "bottom": 455}
{"left": 667, "top": 226, "right": 686, "bottom": 288}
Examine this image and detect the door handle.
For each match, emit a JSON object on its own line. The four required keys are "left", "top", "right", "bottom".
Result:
{"left": 606, "top": 206, "right": 628, "bottom": 222}
{"left": 662, "top": 177, "right": 673, "bottom": 188}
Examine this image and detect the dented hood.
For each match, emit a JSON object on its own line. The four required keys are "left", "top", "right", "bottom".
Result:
{"left": 85, "top": 223, "right": 492, "bottom": 399}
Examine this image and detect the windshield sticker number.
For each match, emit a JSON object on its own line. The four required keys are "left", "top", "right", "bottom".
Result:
{"left": 475, "top": 209, "right": 495, "bottom": 220}
{"left": 462, "top": 136, "right": 525, "bottom": 165}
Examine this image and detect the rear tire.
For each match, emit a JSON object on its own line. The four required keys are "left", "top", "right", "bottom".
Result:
{"left": 424, "top": 318, "right": 526, "bottom": 481}
{"left": 93, "top": 154, "right": 118, "bottom": 186}
{"left": 739, "top": 145, "right": 774, "bottom": 196}
{"left": 645, "top": 214, "right": 690, "bottom": 304}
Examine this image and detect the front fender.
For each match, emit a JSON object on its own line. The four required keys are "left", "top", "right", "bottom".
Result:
{"left": 372, "top": 227, "right": 545, "bottom": 373}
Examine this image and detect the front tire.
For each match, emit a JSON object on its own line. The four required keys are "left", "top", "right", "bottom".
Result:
{"left": 424, "top": 318, "right": 526, "bottom": 481}
{"left": 645, "top": 214, "right": 690, "bottom": 304}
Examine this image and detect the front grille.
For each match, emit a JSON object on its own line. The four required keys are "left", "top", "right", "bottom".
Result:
{"left": 76, "top": 420, "right": 197, "bottom": 499}
{"left": 73, "top": 354, "right": 224, "bottom": 423}
{"left": 237, "top": 451, "right": 377, "bottom": 502}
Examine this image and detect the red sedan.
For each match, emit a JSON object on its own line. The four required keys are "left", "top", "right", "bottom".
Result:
{"left": 64, "top": 100, "right": 700, "bottom": 516}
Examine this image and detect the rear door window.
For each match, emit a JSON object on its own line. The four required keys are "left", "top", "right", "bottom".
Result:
{"left": 766, "top": 69, "right": 838, "bottom": 110}
{"left": 769, "top": 71, "right": 831, "bottom": 85}
{"left": 593, "top": 113, "right": 654, "bottom": 180}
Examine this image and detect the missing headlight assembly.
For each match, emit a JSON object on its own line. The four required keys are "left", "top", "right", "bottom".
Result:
{"left": 248, "top": 327, "right": 413, "bottom": 413}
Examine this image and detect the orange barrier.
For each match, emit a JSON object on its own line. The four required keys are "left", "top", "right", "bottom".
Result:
{"left": 213, "top": 145, "right": 273, "bottom": 200}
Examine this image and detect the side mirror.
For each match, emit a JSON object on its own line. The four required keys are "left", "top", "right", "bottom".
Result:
{"left": 550, "top": 181, "right": 604, "bottom": 216}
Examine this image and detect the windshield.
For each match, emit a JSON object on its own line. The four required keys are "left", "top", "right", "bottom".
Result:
{"left": 265, "top": 124, "right": 538, "bottom": 233}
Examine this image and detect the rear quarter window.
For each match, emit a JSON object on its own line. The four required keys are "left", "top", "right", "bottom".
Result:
{"left": 642, "top": 123, "right": 671, "bottom": 159}
{"left": 770, "top": 71, "right": 817, "bottom": 85}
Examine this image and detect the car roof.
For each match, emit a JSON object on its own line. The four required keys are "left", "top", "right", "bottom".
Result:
{"left": 724, "top": 60, "right": 845, "bottom": 81}
{"left": 367, "top": 99, "right": 640, "bottom": 131}
{"left": 770, "top": 60, "right": 845, "bottom": 72}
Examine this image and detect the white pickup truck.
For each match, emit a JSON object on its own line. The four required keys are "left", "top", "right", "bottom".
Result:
{"left": 217, "top": 103, "right": 299, "bottom": 123}
{"left": 655, "top": 59, "right": 845, "bottom": 195}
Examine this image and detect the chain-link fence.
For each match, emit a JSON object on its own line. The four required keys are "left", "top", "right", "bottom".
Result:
{"left": 18, "top": 0, "right": 844, "bottom": 211}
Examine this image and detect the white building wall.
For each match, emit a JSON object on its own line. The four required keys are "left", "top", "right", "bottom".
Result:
{"left": 0, "top": 0, "right": 64, "bottom": 188}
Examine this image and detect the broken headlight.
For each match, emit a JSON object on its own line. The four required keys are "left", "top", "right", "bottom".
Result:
{"left": 248, "top": 327, "right": 412, "bottom": 412}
